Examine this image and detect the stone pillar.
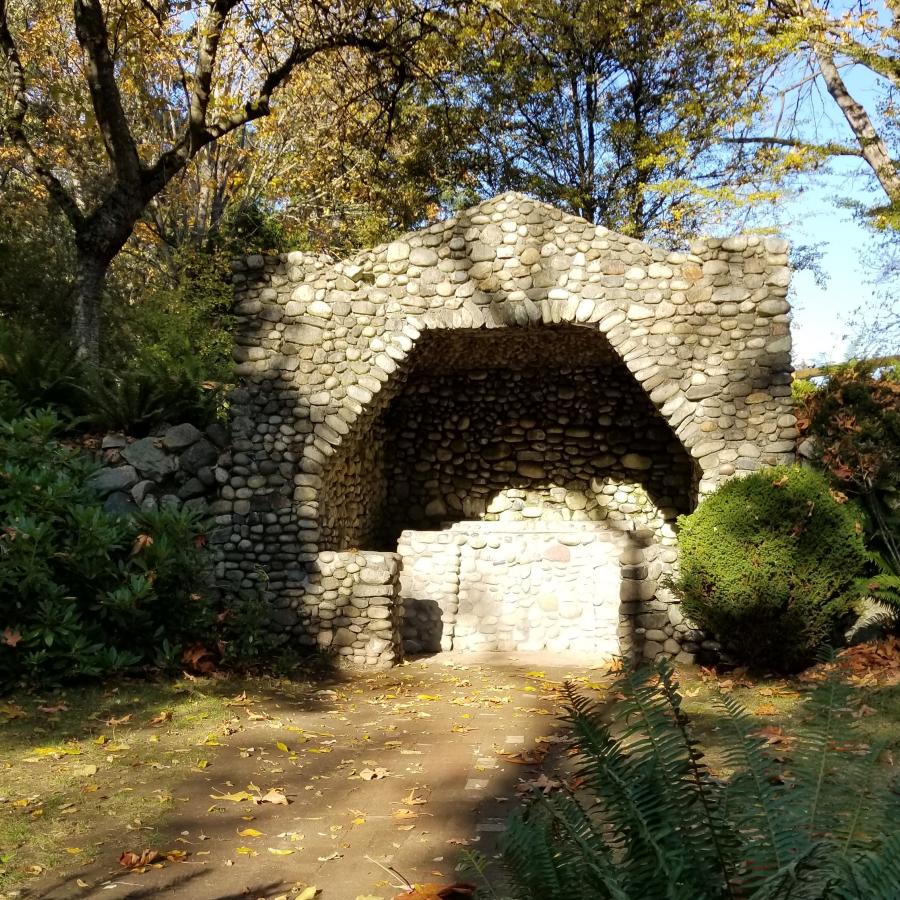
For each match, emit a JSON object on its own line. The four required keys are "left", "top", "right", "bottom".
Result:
{"left": 315, "top": 551, "right": 402, "bottom": 668}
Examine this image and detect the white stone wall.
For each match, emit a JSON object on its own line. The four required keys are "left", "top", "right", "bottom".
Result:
{"left": 221, "top": 192, "right": 797, "bottom": 664}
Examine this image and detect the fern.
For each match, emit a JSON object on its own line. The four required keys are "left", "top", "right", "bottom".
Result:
{"left": 500, "top": 660, "right": 899, "bottom": 900}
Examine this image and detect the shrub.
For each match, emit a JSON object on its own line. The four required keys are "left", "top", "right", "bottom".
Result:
{"left": 0, "top": 409, "right": 212, "bottom": 685}
{"left": 497, "top": 662, "right": 900, "bottom": 900}
{"left": 670, "top": 466, "right": 868, "bottom": 672}
{"left": 799, "top": 365, "right": 900, "bottom": 616}
{"left": 79, "top": 353, "right": 223, "bottom": 435}
{"left": 0, "top": 324, "right": 84, "bottom": 415}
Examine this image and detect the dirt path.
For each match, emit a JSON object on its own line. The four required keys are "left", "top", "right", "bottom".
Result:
{"left": 28, "top": 652, "right": 603, "bottom": 900}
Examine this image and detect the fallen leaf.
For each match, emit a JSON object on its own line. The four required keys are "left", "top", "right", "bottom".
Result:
{"left": 38, "top": 703, "right": 68, "bottom": 714}
{"left": 210, "top": 791, "right": 255, "bottom": 803}
{"left": 276, "top": 741, "right": 290, "bottom": 753}
{"left": 359, "top": 767, "right": 389, "bottom": 781}
{"left": 119, "top": 849, "right": 160, "bottom": 870}
{"left": 2, "top": 628, "right": 22, "bottom": 647}
{"left": 261, "top": 788, "right": 290, "bottom": 805}
{"left": 0, "top": 702, "right": 26, "bottom": 719}
{"left": 149, "top": 710, "right": 173, "bottom": 727}
{"left": 392, "top": 883, "right": 476, "bottom": 899}
{"left": 499, "top": 747, "right": 548, "bottom": 765}
{"left": 297, "top": 889, "right": 318, "bottom": 900}
{"left": 267, "top": 848, "right": 295, "bottom": 855}
{"left": 235, "top": 846, "right": 257, "bottom": 857}
{"left": 754, "top": 703, "right": 778, "bottom": 716}
{"left": 237, "top": 828, "right": 263, "bottom": 838}
{"left": 130, "top": 533, "right": 154, "bottom": 556}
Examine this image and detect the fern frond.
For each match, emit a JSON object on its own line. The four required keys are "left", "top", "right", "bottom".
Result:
{"left": 716, "top": 692, "right": 802, "bottom": 888}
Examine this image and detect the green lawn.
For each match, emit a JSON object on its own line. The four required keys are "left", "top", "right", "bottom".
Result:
{"left": 0, "top": 676, "right": 277, "bottom": 893}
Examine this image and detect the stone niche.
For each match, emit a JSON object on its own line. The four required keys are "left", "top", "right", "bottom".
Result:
{"left": 218, "top": 192, "right": 798, "bottom": 667}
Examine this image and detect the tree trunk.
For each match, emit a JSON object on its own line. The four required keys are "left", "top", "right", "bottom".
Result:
{"left": 71, "top": 250, "right": 107, "bottom": 363}
{"left": 814, "top": 44, "right": 900, "bottom": 206}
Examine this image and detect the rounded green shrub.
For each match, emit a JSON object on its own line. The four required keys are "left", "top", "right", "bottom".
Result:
{"left": 671, "top": 466, "right": 868, "bottom": 672}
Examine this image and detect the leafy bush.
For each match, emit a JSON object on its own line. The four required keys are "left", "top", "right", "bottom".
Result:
{"left": 670, "top": 466, "right": 868, "bottom": 672}
{"left": 0, "top": 409, "right": 212, "bottom": 685}
{"left": 0, "top": 324, "right": 84, "bottom": 415}
{"left": 799, "top": 365, "right": 900, "bottom": 616}
{"left": 499, "top": 662, "right": 900, "bottom": 899}
{"left": 79, "top": 353, "right": 223, "bottom": 435}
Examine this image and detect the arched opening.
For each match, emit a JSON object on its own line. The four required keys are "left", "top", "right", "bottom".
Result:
{"left": 315, "top": 324, "right": 698, "bottom": 656}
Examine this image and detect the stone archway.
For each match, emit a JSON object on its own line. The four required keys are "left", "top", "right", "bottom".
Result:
{"left": 222, "top": 193, "right": 797, "bottom": 667}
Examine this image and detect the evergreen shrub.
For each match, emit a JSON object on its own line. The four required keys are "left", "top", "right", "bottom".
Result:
{"left": 670, "top": 466, "right": 867, "bottom": 671}
{"left": 0, "top": 409, "right": 212, "bottom": 686}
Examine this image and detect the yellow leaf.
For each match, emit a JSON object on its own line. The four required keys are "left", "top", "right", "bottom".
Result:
{"left": 76, "top": 879, "right": 90, "bottom": 888}
{"left": 297, "top": 888, "right": 318, "bottom": 900}
{"left": 275, "top": 741, "right": 290, "bottom": 753}
{"left": 417, "top": 694, "right": 440, "bottom": 701}
{"left": 235, "top": 846, "right": 257, "bottom": 856}
{"left": 210, "top": 791, "right": 255, "bottom": 803}
{"left": 237, "top": 827, "right": 263, "bottom": 838}
{"left": 65, "top": 847, "right": 82, "bottom": 854}
{"left": 267, "top": 847, "right": 295, "bottom": 855}
{"left": 195, "top": 759, "right": 209, "bottom": 769}
{"left": 351, "top": 816, "right": 366, "bottom": 825}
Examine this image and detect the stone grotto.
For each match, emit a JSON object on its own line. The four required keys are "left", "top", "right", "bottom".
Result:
{"left": 214, "top": 192, "right": 798, "bottom": 667}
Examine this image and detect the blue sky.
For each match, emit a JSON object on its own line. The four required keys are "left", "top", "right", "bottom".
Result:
{"left": 752, "top": 2, "right": 893, "bottom": 367}
{"left": 779, "top": 162, "right": 878, "bottom": 366}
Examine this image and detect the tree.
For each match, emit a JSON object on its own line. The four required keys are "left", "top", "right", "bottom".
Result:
{"left": 0, "top": 0, "right": 437, "bottom": 360}
{"left": 741, "top": 0, "right": 900, "bottom": 210}
{"left": 458, "top": 0, "right": 783, "bottom": 242}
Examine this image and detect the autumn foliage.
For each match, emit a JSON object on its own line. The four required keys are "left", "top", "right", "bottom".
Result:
{"left": 798, "top": 363, "right": 900, "bottom": 494}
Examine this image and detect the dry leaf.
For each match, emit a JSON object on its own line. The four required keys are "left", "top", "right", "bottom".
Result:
{"left": 392, "top": 883, "right": 476, "bottom": 899}
{"left": 2, "top": 627, "right": 22, "bottom": 647}
{"left": 210, "top": 791, "right": 255, "bottom": 803}
{"left": 359, "top": 767, "right": 389, "bottom": 781}
{"left": 261, "top": 788, "right": 290, "bottom": 805}
{"left": 267, "top": 848, "right": 295, "bottom": 855}
{"left": 149, "top": 710, "right": 173, "bottom": 726}
{"left": 237, "top": 827, "right": 263, "bottom": 838}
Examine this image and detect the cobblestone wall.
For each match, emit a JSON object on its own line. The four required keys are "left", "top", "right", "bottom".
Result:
{"left": 221, "top": 192, "right": 797, "bottom": 666}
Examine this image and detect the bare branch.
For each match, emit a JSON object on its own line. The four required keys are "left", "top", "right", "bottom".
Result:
{"left": 722, "top": 135, "right": 864, "bottom": 157}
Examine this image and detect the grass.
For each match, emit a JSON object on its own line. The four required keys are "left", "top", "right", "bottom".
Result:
{"left": 0, "top": 676, "right": 266, "bottom": 893}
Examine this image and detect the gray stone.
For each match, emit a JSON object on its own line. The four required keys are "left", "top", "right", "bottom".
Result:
{"left": 121, "top": 439, "right": 176, "bottom": 479}
{"left": 180, "top": 439, "right": 219, "bottom": 474}
{"left": 162, "top": 423, "right": 203, "bottom": 450}
{"left": 87, "top": 465, "right": 139, "bottom": 496}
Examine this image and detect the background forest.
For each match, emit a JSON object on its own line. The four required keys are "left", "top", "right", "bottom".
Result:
{"left": 3, "top": 0, "right": 900, "bottom": 384}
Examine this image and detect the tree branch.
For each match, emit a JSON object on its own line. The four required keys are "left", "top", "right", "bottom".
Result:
{"left": 813, "top": 41, "right": 900, "bottom": 204}
{"left": 722, "top": 135, "right": 864, "bottom": 157}
{"left": 72, "top": 0, "right": 142, "bottom": 184}
{"left": 188, "top": 0, "right": 241, "bottom": 149}
{"left": 141, "top": 31, "right": 396, "bottom": 200}
{"left": 0, "top": 0, "right": 85, "bottom": 229}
